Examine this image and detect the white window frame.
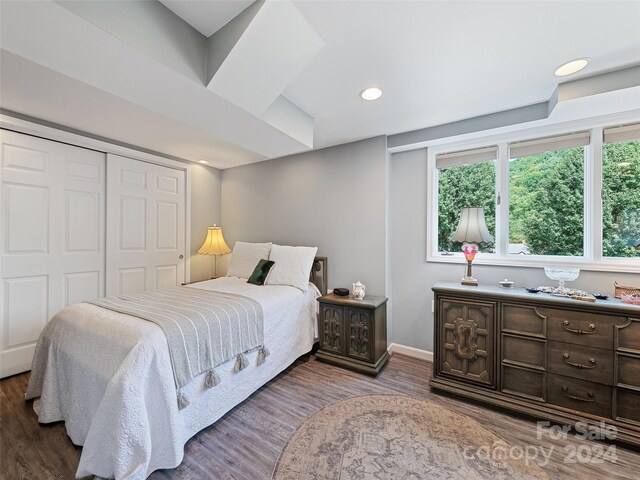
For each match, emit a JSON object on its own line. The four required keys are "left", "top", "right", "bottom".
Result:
{"left": 427, "top": 111, "right": 640, "bottom": 273}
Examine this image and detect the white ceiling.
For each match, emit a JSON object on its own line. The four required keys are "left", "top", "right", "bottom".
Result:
{"left": 160, "top": 0, "right": 254, "bottom": 38}
{"left": 1, "top": 1, "right": 640, "bottom": 169}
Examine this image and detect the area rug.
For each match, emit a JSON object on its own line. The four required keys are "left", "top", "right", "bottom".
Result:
{"left": 272, "top": 394, "right": 548, "bottom": 480}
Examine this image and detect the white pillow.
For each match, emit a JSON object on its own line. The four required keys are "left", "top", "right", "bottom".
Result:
{"left": 226, "top": 242, "right": 272, "bottom": 279}
{"left": 266, "top": 244, "right": 318, "bottom": 292}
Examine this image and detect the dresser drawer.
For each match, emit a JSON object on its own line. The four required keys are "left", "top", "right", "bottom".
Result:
{"left": 502, "top": 304, "right": 546, "bottom": 337}
{"left": 614, "top": 388, "right": 640, "bottom": 426}
{"left": 548, "top": 374, "right": 612, "bottom": 418}
{"left": 545, "top": 309, "right": 625, "bottom": 348}
{"left": 616, "top": 353, "right": 640, "bottom": 389}
{"left": 615, "top": 317, "right": 640, "bottom": 354}
{"left": 502, "top": 365, "right": 545, "bottom": 402}
{"left": 548, "top": 341, "right": 613, "bottom": 385}
{"left": 502, "top": 334, "right": 546, "bottom": 370}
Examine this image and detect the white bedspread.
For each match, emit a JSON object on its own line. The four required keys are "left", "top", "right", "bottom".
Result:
{"left": 26, "top": 278, "right": 319, "bottom": 480}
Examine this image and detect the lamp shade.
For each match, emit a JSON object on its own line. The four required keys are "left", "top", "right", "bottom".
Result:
{"left": 198, "top": 225, "right": 231, "bottom": 256}
{"left": 452, "top": 207, "right": 494, "bottom": 244}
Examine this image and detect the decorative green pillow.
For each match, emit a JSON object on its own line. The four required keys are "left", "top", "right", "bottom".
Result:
{"left": 247, "top": 259, "right": 275, "bottom": 285}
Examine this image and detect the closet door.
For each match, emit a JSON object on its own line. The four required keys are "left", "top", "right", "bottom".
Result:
{"left": 0, "top": 130, "right": 105, "bottom": 377}
{"left": 106, "top": 154, "right": 186, "bottom": 295}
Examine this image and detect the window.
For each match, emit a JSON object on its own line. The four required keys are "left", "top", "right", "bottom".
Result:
{"left": 602, "top": 125, "right": 640, "bottom": 258}
{"left": 436, "top": 147, "right": 496, "bottom": 253}
{"left": 427, "top": 118, "right": 640, "bottom": 271}
{"left": 508, "top": 133, "right": 589, "bottom": 256}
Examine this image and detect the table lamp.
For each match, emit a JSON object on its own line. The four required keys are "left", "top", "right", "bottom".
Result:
{"left": 197, "top": 225, "right": 232, "bottom": 279}
{"left": 452, "top": 207, "right": 494, "bottom": 286}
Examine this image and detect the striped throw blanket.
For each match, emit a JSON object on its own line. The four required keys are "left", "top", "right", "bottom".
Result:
{"left": 89, "top": 287, "right": 267, "bottom": 409}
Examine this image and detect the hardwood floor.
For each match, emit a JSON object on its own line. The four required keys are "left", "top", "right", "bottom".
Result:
{"left": 1, "top": 353, "right": 639, "bottom": 479}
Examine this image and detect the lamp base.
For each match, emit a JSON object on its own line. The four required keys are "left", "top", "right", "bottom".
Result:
{"left": 461, "top": 276, "right": 479, "bottom": 286}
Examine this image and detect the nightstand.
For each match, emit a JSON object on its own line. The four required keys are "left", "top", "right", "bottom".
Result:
{"left": 316, "top": 293, "right": 389, "bottom": 374}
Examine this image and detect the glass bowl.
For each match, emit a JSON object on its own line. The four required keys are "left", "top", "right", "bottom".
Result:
{"left": 544, "top": 266, "right": 580, "bottom": 295}
{"left": 621, "top": 294, "right": 640, "bottom": 305}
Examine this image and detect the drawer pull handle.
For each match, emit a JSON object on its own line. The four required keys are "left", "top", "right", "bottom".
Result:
{"left": 562, "top": 320, "right": 596, "bottom": 335}
{"left": 562, "top": 353, "right": 597, "bottom": 369}
{"left": 561, "top": 386, "right": 596, "bottom": 402}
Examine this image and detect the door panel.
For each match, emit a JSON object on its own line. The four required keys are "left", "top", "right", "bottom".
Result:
{"left": 64, "top": 271, "right": 100, "bottom": 306}
{"left": 0, "top": 129, "right": 105, "bottom": 377}
{"left": 4, "top": 276, "right": 48, "bottom": 347}
{"left": 156, "top": 202, "right": 177, "bottom": 250}
{"left": 106, "top": 154, "right": 185, "bottom": 296}
{"left": 438, "top": 297, "right": 496, "bottom": 388}
{"left": 119, "top": 196, "right": 146, "bottom": 250}
{"left": 4, "top": 184, "right": 49, "bottom": 253}
{"left": 66, "top": 191, "right": 100, "bottom": 252}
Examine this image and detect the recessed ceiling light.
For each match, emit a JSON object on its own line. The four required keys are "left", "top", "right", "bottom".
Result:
{"left": 360, "top": 86, "right": 382, "bottom": 101}
{"left": 197, "top": 160, "right": 210, "bottom": 164}
{"left": 555, "top": 58, "right": 590, "bottom": 77}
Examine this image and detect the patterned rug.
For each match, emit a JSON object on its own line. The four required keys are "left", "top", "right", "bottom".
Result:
{"left": 272, "top": 394, "right": 549, "bottom": 480}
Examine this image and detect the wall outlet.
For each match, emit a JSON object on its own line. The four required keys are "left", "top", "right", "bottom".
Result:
{"left": 431, "top": 300, "right": 435, "bottom": 313}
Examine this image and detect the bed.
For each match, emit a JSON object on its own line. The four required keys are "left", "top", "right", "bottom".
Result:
{"left": 25, "top": 251, "right": 327, "bottom": 480}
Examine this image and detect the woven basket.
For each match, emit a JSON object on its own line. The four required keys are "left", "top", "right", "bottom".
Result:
{"left": 614, "top": 282, "right": 640, "bottom": 299}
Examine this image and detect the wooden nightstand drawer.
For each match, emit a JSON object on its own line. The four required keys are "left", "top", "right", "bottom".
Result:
{"left": 548, "top": 374, "right": 612, "bottom": 418}
{"left": 548, "top": 341, "right": 613, "bottom": 385}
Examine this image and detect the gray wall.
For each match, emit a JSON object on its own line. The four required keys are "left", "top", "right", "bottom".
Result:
{"left": 390, "top": 147, "right": 640, "bottom": 352}
{"left": 390, "top": 148, "right": 431, "bottom": 350}
{"left": 221, "top": 136, "right": 389, "bottom": 296}
{"left": 189, "top": 164, "right": 223, "bottom": 282}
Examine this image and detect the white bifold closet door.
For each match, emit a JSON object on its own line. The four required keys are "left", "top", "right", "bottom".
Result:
{"left": 106, "top": 154, "right": 186, "bottom": 296}
{"left": 0, "top": 130, "right": 105, "bottom": 377}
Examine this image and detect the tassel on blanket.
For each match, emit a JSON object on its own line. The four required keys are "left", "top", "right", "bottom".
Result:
{"left": 234, "top": 353, "right": 248, "bottom": 373}
{"left": 256, "top": 345, "right": 270, "bottom": 366}
{"left": 177, "top": 390, "right": 190, "bottom": 410}
{"left": 204, "top": 369, "right": 220, "bottom": 389}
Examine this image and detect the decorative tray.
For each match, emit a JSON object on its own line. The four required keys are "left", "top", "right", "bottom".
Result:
{"left": 537, "top": 286, "right": 588, "bottom": 297}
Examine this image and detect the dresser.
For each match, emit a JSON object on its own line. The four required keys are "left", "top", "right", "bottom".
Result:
{"left": 316, "top": 293, "right": 389, "bottom": 374}
{"left": 431, "top": 282, "right": 640, "bottom": 446}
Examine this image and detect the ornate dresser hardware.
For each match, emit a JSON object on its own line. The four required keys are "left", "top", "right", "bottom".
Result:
{"left": 561, "top": 386, "right": 596, "bottom": 402}
{"left": 563, "top": 320, "right": 597, "bottom": 334}
{"left": 562, "top": 353, "right": 596, "bottom": 369}
{"left": 431, "top": 282, "right": 640, "bottom": 447}
{"left": 316, "top": 293, "right": 389, "bottom": 374}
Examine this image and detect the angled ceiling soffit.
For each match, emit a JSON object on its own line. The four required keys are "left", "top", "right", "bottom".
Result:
{"left": 548, "top": 64, "right": 640, "bottom": 115}
{"left": 0, "top": 0, "right": 318, "bottom": 159}
{"left": 206, "top": 0, "right": 324, "bottom": 148}
{"left": 389, "top": 65, "right": 640, "bottom": 151}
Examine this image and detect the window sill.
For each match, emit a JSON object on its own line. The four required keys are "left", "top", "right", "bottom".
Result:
{"left": 427, "top": 254, "right": 640, "bottom": 274}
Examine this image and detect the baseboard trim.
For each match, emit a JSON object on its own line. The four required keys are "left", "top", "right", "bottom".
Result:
{"left": 388, "top": 343, "right": 433, "bottom": 362}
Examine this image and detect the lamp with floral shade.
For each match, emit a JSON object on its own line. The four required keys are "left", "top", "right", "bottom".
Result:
{"left": 452, "top": 207, "right": 494, "bottom": 286}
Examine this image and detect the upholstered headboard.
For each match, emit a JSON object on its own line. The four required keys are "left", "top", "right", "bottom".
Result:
{"left": 310, "top": 256, "right": 327, "bottom": 295}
